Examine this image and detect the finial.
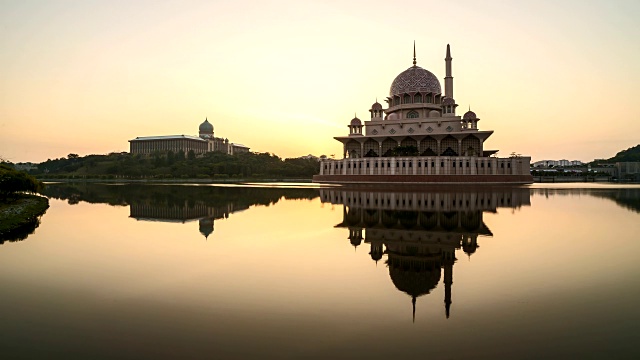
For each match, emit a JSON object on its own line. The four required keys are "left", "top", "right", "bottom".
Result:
{"left": 446, "top": 43, "right": 451, "bottom": 59}
{"left": 413, "top": 41, "right": 416, "bottom": 66}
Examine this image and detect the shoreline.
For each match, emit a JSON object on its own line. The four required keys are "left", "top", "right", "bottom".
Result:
{"left": 0, "top": 194, "right": 49, "bottom": 241}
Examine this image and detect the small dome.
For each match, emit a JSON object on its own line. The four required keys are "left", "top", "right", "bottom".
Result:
{"left": 371, "top": 101, "right": 383, "bottom": 110}
{"left": 387, "top": 113, "right": 399, "bottom": 120}
{"left": 350, "top": 117, "right": 362, "bottom": 126}
{"left": 442, "top": 97, "right": 455, "bottom": 105}
{"left": 463, "top": 110, "right": 477, "bottom": 120}
{"left": 199, "top": 119, "right": 213, "bottom": 132}
{"left": 429, "top": 110, "right": 440, "bottom": 118}
{"left": 390, "top": 65, "right": 441, "bottom": 97}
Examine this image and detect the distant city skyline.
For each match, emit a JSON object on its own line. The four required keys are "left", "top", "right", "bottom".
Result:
{"left": 1, "top": 0, "right": 639, "bottom": 163}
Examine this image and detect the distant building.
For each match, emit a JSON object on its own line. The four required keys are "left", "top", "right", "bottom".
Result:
{"left": 616, "top": 162, "right": 640, "bottom": 179}
{"left": 129, "top": 119, "right": 249, "bottom": 155}
{"left": 532, "top": 159, "right": 584, "bottom": 167}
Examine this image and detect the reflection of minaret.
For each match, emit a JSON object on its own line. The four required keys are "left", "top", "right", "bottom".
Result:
{"left": 443, "top": 250, "right": 455, "bottom": 319}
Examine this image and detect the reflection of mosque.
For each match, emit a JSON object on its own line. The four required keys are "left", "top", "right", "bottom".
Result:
{"left": 321, "top": 187, "right": 531, "bottom": 321}
{"left": 130, "top": 201, "right": 249, "bottom": 239}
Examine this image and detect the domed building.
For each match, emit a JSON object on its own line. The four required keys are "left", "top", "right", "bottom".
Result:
{"left": 129, "top": 118, "right": 250, "bottom": 156}
{"left": 313, "top": 44, "right": 533, "bottom": 184}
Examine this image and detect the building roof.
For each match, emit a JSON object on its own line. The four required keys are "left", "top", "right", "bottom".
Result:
{"left": 130, "top": 135, "right": 206, "bottom": 142}
{"left": 390, "top": 65, "right": 441, "bottom": 97}
{"left": 231, "top": 143, "right": 249, "bottom": 148}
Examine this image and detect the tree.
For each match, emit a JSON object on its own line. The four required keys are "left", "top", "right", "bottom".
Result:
{"left": 0, "top": 164, "right": 44, "bottom": 199}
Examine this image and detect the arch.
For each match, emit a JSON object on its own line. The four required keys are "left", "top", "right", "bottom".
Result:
{"left": 440, "top": 212, "right": 459, "bottom": 231}
{"left": 363, "top": 139, "right": 379, "bottom": 157}
{"left": 393, "top": 96, "right": 401, "bottom": 106}
{"left": 403, "top": 94, "right": 411, "bottom": 104}
{"left": 420, "top": 136, "right": 438, "bottom": 155}
{"left": 346, "top": 140, "right": 360, "bottom": 158}
{"left": 406, "top": 110, "right": 419, "bottom": 119}
{"left": 440, "top": 135, "right": 458, "bottom": 156}
{"left": 461, "top": 135, "right": 481, "bottom": 156}
{"left": 426, "top": 94, "right": 432, "bottom": 103}
{"left": 381, "top": 138, "right": 397, "bottom": 157}
{"left": 400, "top": 137, "right": 418, "bottom": 149}
{"left": 414, "top": 93, "right": 423, "bottom": 103}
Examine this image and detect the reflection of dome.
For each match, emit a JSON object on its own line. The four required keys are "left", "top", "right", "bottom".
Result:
{"left": 350, "top": 117, "right": 362, "bottom": 126}
{"left": 390, "top": 66, "right": 441, "bottom": 97}
{"left": 388, "top": 256, "right": 441, "bottom": 298}
{"left": 199, "top": 119, "right": 213, "bottom": 132}
{"left": 199, "top": 218, "right": 214, "bottom": 239}
{"left": 371, "top": 101, "right": 383, "bottom": 110}
{"left": 463, "top": 110, "right": 477, "bottom": 120}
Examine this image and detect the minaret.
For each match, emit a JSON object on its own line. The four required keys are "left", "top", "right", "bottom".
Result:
{"left": 445, "top": 44, "right": 453, "bottom": 98}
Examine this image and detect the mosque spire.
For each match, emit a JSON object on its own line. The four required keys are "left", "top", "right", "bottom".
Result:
{"left": 445, "top": 44, "right": 453, "bottom": 98}
{"left": 413, "top": 41, "right": 417, "bottom": 66}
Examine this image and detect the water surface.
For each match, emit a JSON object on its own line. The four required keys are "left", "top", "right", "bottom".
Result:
{"left": 1, "top": 183, "right": 639, "bottom": 359}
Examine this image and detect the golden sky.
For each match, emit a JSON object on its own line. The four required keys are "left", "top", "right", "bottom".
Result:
{"left": 1, "top": 0, "right": 639, "bottom": 163}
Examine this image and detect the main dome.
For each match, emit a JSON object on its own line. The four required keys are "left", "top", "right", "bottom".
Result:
{"left": 390, "top": 65, "right": 441, "bottom": 97}
{"left": 199, "top": 119, "right": 213, "bottom": 132}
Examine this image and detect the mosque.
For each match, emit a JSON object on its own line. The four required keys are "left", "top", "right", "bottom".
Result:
{"left": 129, "top": 118, "right": 249, "bottom": 155}
{"left": 312, "top": 44, "right": 533, "bottom": 184}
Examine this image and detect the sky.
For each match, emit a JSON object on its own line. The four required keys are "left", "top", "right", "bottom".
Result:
{"left": 1, "top": 0, "right": 639, "bottom": 163}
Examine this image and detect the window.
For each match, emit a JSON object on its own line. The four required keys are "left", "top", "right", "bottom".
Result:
{"left": 414, "top": 94, "right": 422, "bottom": 103}
{"left": 441, "top": 162, "right": 444, "bottom": 167}
{"left": 407, "top": 110, "right": 419, "bottom": 119}
{"left": 403, "top": 94, "right": 411, "bottom": 104}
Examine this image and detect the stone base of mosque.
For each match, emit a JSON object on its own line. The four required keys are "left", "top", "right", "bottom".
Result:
{"left": 313, "top": 174, "right": 533, "bottom": 184}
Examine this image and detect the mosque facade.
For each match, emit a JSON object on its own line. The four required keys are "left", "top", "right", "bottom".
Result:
{"left": 129, "top": 119, "right": 249, "bottom": 156}
{"left": 312, "top": 45, "right": 533, "bottom": 184}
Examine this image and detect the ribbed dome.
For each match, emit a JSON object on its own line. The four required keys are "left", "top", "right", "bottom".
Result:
{"left": 371, "top": 101, "right": 383, "bottom": 110}
{"left": 463, "top": 110, "right": 477, "bottom": 120}
{"left": 199, "top": 119, "right": 213, "bottom": 132}
{"left": 390, "top": 65, "right": 441, "bottom": 97}
{"left": 350, "top": 117, "right": 362, "bottom": 126}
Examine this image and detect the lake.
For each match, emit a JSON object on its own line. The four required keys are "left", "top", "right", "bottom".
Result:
{"left": 1, "top": 182, "right": 639, "bottom": 359}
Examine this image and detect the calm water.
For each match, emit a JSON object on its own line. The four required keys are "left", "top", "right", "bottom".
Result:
{"left": 1, "top": 182, "right": 640, "bottom": 359}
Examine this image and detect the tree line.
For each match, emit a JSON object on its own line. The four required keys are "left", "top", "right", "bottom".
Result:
{"left": 27, "top": 151, "right": 320, "bottom": 179}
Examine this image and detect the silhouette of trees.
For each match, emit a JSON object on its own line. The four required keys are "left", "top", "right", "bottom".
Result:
{"left": 0, "top": 163, "right": 44, "bottom": 199}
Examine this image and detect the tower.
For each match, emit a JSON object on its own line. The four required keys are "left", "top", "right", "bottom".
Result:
{"left": 445, "top": 44, "right": 453, "bottom": 98}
